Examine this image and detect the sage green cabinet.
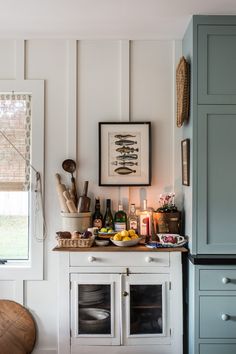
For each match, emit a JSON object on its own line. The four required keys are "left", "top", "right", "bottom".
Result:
{"left": 183, "top": 16, "right": 236, "bottom": 254}
{"left": 188, "top": 261, "right": 236, "bottom": 354}
{"left": 184, "top": 15, "right": 236, "bottom": 354}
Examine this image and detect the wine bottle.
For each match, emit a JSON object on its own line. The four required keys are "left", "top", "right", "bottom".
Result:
{"left": 128, "top": 203, "right": 138, "bottom": 233}
{"left": 92, "top": 198, "right": 103, "bottom": 229}
{"left": 139, "top": 199, "right": 153, "bottom": 242}
{"left": 114, "top": 204, "right": 127, "bottom": 232}
{"left": 103, "top": 199, "right": 114, "bottom": 230}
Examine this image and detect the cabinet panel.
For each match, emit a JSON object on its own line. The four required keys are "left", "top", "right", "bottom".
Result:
{"left": 198, "top": 25, "right": 236, "bottom": 104}
{"left": 200, "top": 344, "right": 236, "bottom": 354}
{"left": 197, "top": 106, "right": 236, "bottom": 254}
{"left": 200, "top": 269, "right": 236, "bottom": 291}
{"left": 200, "top": 296, "right": 236, "bottom": 338}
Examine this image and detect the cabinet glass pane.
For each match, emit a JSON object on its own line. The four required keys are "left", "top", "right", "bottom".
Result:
{"left": 78, "top": 284, "right": 111, "bottom": 335}
{"left": 130, "top": 284, "right": 162, "bottom": 334}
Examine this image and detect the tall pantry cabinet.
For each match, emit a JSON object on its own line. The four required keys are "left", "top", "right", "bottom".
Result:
{"left": 183, "top": 16, "right": 236, "bottom": 354}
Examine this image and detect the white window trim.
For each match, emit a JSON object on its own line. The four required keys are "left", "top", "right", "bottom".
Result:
{"left": 0, "top": 79, "right": 44, "bottom": 280}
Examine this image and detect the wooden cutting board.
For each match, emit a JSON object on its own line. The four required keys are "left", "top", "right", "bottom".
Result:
{"left": 0, "top": 300, "right": 36, "bottom": 354}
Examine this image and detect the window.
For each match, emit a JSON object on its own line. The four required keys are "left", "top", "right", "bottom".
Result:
{"left": 0, "top": 80, "right": 44, "bottom": 280}
{"left": 0, "top": 94, "right": 31, "bottom": 260}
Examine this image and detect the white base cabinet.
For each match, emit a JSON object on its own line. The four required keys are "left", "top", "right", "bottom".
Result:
{"left": 57, "top": 250, "right": 184, "bottom": 354}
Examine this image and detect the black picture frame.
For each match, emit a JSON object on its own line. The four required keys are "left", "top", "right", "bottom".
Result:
{"left": 99, "top": 122, "right": 151, "bottom": 186}
{"left": 181, "top": 138, "right": 190, "bottom": 186}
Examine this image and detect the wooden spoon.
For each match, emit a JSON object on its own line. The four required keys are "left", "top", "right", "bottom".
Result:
{"left": 62, "top": 159, "right": 78, "bottom": 206}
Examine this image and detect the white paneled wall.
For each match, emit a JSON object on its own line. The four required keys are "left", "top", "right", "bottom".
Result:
{"left": 0, "top": 39, "right": 181, "bottom": 353}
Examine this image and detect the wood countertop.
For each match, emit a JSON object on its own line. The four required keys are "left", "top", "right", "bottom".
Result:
{"left": 53, "top": 244, "right": 188, "bottom": 252}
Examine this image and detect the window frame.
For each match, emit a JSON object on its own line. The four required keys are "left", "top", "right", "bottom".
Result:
{"left": 0, "top": 80, "right": 44, "bottom": 280}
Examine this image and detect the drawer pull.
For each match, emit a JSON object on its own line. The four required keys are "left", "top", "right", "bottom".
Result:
{"left": 88, "top": 256, "right": 96, "bottom": 263}
{"left": 221, "top": 314, "right": 230, "bottom": 321}
{"left": 145, "top": 256, "right": 153, "bottom": 263}
{"left": 222, "top": 277, "right": 230, "bottom": 284}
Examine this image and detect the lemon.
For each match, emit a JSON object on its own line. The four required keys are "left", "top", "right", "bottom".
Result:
{"left": 131, "top": 234, "right": 139, "bottom": 239}
{"left": 128, "top": 229, "right": 136, "bottom": 236}
{"left": 120, "top": 230, "right": 129, "bottom": 238}
{"left": 113, "top": 234, "right": 122, "bottom": 241}
{"left": 123, "top": 236, "right": 131, "bottom": 241}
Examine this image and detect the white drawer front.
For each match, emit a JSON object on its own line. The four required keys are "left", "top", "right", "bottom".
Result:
{"left": 69, "top": 252, "right": 169, "bottom": 267}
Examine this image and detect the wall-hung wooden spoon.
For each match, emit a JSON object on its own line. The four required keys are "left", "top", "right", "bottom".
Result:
{"left": 62, "top": 159, "right": 78, "bottom": 206}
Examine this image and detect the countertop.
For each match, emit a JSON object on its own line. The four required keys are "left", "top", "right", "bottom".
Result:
{"left": 53, "top": 244, "right": 188, "bottom": 252}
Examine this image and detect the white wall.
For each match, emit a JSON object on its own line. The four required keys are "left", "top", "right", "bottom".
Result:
{"left": 0, "top": 39, "right": 181, "bottom": 353}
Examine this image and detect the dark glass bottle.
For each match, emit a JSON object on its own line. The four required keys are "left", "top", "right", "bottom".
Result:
{"left": 92, "top": 198, "right": 103, "bottom": 229}
{"left": 114, "top": 204, "right": 127, "bottom": 232}
{"left": 103, "top": 199, "right": 114, "bottom": 230}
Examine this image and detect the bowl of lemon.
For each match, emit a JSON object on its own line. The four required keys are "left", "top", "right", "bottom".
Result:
{"left": 110, "top": 229, "right": 142, "bottom": 247}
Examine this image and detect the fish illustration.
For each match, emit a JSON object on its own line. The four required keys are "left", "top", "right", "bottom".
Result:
{"left": 116, "top": 146, "right": 139, "bottom": 154}
{"left": 114, "top": 167, "right": 136, "bottom": 175}
{"left": 116, "top": 154, "right": 138, "bottom": 160}
{"left": 111, "top": 161, "right": 138, "bottom": 166}
{"left": 115, "top": 140, "right": 137, "bottom": 146}
{"left": 114, "top": 134, "right": 136, "bottom": 139}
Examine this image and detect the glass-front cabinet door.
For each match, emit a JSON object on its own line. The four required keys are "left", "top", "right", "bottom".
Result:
{"left": 70, "top": 272, "right": 170, "bottom": 348}
{"left": 122, "top": 273, "right": 170, "bottom": 346}
{"left": 70, "top": 273, "right": 121, "bottom": 347}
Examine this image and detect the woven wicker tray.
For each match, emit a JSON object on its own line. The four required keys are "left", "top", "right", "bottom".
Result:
{"left": 56, "top": 236, "right": 94, "bottom": 248}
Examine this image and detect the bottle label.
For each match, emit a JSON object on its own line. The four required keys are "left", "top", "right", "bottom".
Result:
{"left": 139, "top": 215, "right": 150, "bottom": 236}
{"left": 129, "top": 220, "right": 138, "bottom": 231}
{"left": 114, "top": 222, "right": 126, "bottom": 232}
{"left": 93, "top": 218, "right": 103, "bottom": 229}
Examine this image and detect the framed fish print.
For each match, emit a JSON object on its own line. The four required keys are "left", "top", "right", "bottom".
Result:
{"left": 99, "top": 122, "right": 151, "bottom": 186}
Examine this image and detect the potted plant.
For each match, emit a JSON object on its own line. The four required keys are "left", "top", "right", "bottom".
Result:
{"left": 153, "top": 193, "right": 181, "bottom": 234}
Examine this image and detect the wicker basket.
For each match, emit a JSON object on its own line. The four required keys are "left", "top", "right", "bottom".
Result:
{"left": 56, "top": 236, "right": 94, "bottom": 248}
{"left": 176, "top": 56, "right": 190, "bottom": 127}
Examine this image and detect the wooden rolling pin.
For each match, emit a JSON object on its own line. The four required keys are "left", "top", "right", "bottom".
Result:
{"left": 55, "top": 173, "right": 69, "bottom": 213}
{"left": 63, "top": 190, "right": 77, "bottom": 213}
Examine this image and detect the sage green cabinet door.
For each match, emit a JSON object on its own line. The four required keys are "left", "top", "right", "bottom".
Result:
{"left": 200, "top": 344, "right": 236, "bottom": 354}
{"left": 198, "top": 25, "right": 236, "bottom": 104}
{"left": 200, "top": 296, "right": 236, "bottom": 338}
{"left": 197, "top": 106, "right": 236, "bottom": 254}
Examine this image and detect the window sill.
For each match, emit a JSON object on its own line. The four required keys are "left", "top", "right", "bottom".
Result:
{"left": 0, "top": 259, "right": 43, "bottom": 280}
